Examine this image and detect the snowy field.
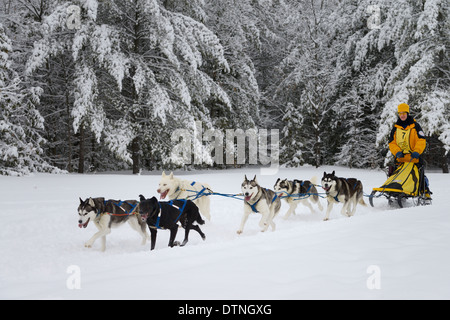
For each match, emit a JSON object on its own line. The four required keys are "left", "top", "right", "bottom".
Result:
{"left": 1, "top": 166, "right": 449, "bottom": 300}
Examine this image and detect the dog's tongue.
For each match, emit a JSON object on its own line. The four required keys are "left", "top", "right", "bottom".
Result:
{"left": 160, "top": 190, "right": 168, "bottom": 200}
{"left": 78, "top": 219, "right": 89, "bottom": 228}
{"left": 245, "top": 195, "right": 252, "bottom": 202}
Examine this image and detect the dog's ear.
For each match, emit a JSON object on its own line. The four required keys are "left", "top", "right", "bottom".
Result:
{"left": 244, "top": 175, "right": 248, "bottom": 182}
{"left": 88, "top": 197, "right": 95, "bottom": 207}
{"left": 169, "top": 172, "right": 174, "bottom": 179}
{"left": 139, "top": 194, "right": 146, "bottom": 201}
{"left": 150, "top": 197, "right": 159, "bottom": 210}
{"left": 253, "top": 175, "right": 257, "bottom": 183}
{"left": 79, "top": 197, "right": 84, "bottom": 204}
{"left": 332, "top": 170, "right": 335, "bottom": 176}
{"left": 275, "top": 178, "right": 280, "bottom": 183}
{"left": 323, "top": 171, "right": 326, "bottom": 177}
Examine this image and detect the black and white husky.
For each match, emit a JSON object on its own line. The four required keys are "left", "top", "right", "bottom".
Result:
{"left": 78, "top": 197, "right": 148, "bottom": 251}
{"left": 138, "top": 195, "right": 206, "bottom": 250}
{"left": 321, "top": 171, "right": 366, "bottom": 221}
{"left": 237, "top": 175, "right": 281, "bottom": 234}
{"left": 273, "top": 178, "right": 323, "bottom": 219}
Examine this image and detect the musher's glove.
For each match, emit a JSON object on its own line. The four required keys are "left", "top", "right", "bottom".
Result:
{"left": 411, "top": 152, "right": 420, "bottom": 159}
{"left": 395, "top": 151, "right": 404, "bottom": 158}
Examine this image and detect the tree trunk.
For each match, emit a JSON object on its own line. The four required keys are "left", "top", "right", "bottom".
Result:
{"left": 78, "top": 124, "right": 85, "bottom": 174}
{"left": 132, "top": 137, "right": 140, "bottom": 174}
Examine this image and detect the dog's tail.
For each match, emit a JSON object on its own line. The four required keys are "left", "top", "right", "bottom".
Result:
{"left": 359, "top": 197, "right": 367, "bottom": 207}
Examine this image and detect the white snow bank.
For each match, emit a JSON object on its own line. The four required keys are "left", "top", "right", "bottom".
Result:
{"left": 1, "top": 167, "right": 449, "bottom": 299}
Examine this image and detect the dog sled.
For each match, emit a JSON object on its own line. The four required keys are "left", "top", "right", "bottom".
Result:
{"left": 369, "top": 162, "right": 432, "bottom": 208}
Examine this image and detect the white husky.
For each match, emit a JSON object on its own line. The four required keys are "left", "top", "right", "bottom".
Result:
{"left": 157, "top": 171, "right": 211, "bottom": 221}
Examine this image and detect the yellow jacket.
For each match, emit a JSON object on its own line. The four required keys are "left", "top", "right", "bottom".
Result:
{"left": 388, "top": 116, "right": 426, "bottom": 163}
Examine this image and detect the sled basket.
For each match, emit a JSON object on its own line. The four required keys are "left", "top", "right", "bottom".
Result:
{"left": 372, "top": 162, "right": 419, "bottom": 197}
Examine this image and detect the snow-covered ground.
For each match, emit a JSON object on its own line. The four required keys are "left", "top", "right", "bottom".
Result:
{"left": 1, "top": 166, "right": 449, "bottom": 300}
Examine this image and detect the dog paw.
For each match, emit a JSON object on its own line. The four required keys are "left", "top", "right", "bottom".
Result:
{"left": 323, "top": 218, "right": 329, "bottom": 221}
{"left": 237, "top": 230, "right": 243, "bottom": 235}
{"left": 84, "top": 243, "right": 92, "bottom": 248}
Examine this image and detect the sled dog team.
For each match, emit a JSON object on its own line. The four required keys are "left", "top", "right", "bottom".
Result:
{"left": 78, "top": 171, "right": 366, "bottom": 251}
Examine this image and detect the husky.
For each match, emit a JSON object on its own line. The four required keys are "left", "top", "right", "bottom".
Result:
{"left": 274, "top": 178, "right": 323, "bottom": 219}
{"left": 78, "top": 197, "right": 148, "bottom": 251}
{"left": 157, "top": 171, "right": 211, "bottom": 221}
{"left": 321, "top": 171, "right": 367, "bottom": 221}
{"left": 237, "top": 175, "right": 281, "bottom": 234}
{"left": 139, "top": 195, "right": 206, "bottom": 250}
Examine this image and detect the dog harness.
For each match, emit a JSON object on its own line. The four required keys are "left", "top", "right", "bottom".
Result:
{"left": 247, "top": 198, "right": 261, "bottom": 213}
{"left": 95, "top": 200, "right": 138, "bottom": 219}
{"left": 152, "top": 199, "right": 188, "bottom": 230}
{"left": 110, "top": 201, "right": 138, "bottom": 215}
{"left": 245, "top": 190, "right": 278, "bottom": 213}
{"left": 189, "top": 181, "right": 209, "bottom": 200}
{"left": 327, "top": 179, "right": 359, "bottom": 203}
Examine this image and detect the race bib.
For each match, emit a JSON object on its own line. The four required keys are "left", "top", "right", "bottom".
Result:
{"left": 396, "top": 128, "right": 412, "bottom": 153}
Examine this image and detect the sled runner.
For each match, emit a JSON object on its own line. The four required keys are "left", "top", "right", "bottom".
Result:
{"left": 369, "top": 162, "right": 432, "bottom": 208}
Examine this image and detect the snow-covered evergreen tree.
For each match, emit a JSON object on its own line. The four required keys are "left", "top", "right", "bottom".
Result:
{"left": 0, "top": 23, "right": 59, "bottom": 176}
{"left": 204, "top": 0, "right": 263, "bottom": 129}
{"left": 2, "top": 0, "right": 449, "bottom": 173}
{"left": 280, "top": 103, "right": 304, "bottom": 166}
{"left": 275, "top": 0, "right": 340, "bottom": 167}
{"left": 25, "top": 0, "right": 233, "bottom": 172}
{"left": 334, "top": 86, "right": 378, "bottom": 168}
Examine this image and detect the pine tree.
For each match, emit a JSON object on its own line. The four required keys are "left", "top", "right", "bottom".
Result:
{"left": 275, "top": 0, "right": 340, "bottom": 167}
{"left": 280, "top": 103, "right": 304, "bottom": 166}
{"left": 25, "top": 0, "right": 233, "bottom": 173}
{"left": 0, "top": 23, "right": 58, "bottom": 175}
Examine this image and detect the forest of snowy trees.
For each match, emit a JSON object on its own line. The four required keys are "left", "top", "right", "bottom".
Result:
{"left": 1, "top": 0, "right": 449, "bottom": 175}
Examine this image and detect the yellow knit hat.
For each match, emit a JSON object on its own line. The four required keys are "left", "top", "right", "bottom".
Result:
{"left": 398, "top": 103, "right": 410, "bottom": 113}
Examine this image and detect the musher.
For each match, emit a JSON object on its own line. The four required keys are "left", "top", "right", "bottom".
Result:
{"left": 388, "top": 103, "right": 432, "bottom": 199}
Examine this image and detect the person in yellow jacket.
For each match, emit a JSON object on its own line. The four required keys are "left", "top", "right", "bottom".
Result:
{"left": 388, "top": 103, "right": 426, "bottom": 163}
{"left": 388, "top": 103, "right": 431, "bottom": 198}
